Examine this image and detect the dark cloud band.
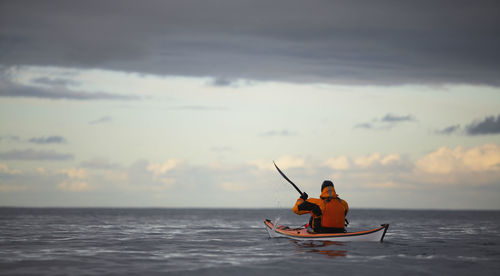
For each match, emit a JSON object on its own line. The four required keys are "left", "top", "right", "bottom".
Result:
{"left": 1, "top": 0, "right": 499, "bottom": 85}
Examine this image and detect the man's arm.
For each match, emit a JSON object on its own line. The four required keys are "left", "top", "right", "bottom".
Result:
{"left": 297, "top": 200, "right": 322, "bottom": 217}
{"left": 292, "top": 198, "right": 310, "bottom": 215}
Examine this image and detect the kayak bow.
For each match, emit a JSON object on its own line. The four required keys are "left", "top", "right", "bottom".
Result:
{"left": 264, "top": 219, "right": 389, "bottom": 242}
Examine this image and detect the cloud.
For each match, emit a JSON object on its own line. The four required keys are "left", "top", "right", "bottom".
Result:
{"left": 1, "top": 147, "right": 499, "bottom": 208}
{"left": 434, "top": 114, "right": 500, "bottom": 136}
{"left": 353, "top": 153, "right": 404, "bottom": 168}
{"left": 81, "top": 158, "right": 122, "bottom": 170}
{"left": 211, "top": 78, "right": 233, "bottom": 87}
{"left": 122, "top": 160, "right": 180, "bottom": 191}
{"left": 0, "top": 163, "right": 22, "bottom": 175}
{"left": 381, "top": 114, "right": 415, "bottom": 123}
{"left": 31, "top": 77, "right": 79, "bottom": 87}
{"left": 207, "top": 77, "right": 252, "bottom": 87}
{"left": 89, "top": 116, "right": 112, "bottom": 125}
{"left": 261, "top": 129, "right": 297, "bottom": 137}
{"left": 324, "top": 156, "right": 351, "bottom": 170}
{"left": 355, "top": 113, "right": 416, "bottom": 130}
{"left": 0, "top": 149, "right": 74, "bottom": 161}
{"left": 435, "top": 124, "right": 461, "bottom": 135}
{"left": 1, "top": 134, "right": 67, "bottom": 144}
{"left": 353, "top": 123, "right": 373, "bottom": 129}
{"left": 209, "top": 77, "right": 237, "bottom": 87}
{"left": 316, "top": 145, "right": 500, "bottom": 193}
{"left": 103, "top": 170, "right": 128, "bottom": 182}
{"left": 416, "top": 144, "right": 500, "bottom": 174}
{"left": 466, "top": 115, "right": 500, "bottom": 135}
{"left": 58, "top": 181, "right": 91, "bottom": 191}
{"left": 147, "top": 160, "right": 181, "bottom": 188}
{"left": 0, "top": 77, "right": 140, "bottom": 100}
{"left": 274, "top": 156, "right": 306, "bottom": 169}
{"left": 1, "top": 1, "right": 499, "bottom": 85}
{"left": 28, "top": 135, "right": 67, "bottom": 144}
{"left": 170, "top": 105, "right": 229, "bottom": 111}
{"left": 0, "top": 165, "right": 59, "bottom": 195}
{"left": 0, "top": 135, "right": 20, "bottom": 142}
{"left": 0, "top": 159, "right": 180, "bottom": 195}
{"left": 58, "top": 167, "right": 93, "bottom": 191}
{"left": 147, "top": 160, "right": 181, "bottom": 176}
{"left": 354, "top": 153, "right": 383, "bottom": 167}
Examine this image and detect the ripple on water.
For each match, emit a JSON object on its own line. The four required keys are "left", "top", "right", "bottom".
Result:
{"left": 1, "top": 208, "right": 500, "bottom": 275}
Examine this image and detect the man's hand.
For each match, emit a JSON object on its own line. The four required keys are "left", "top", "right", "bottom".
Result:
{"left": 300, "top": 192, "right": 308, "bottom": 201}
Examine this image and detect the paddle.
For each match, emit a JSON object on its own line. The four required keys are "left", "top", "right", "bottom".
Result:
{"left": 273, "top": 161, "right": 305, "bottom": 196}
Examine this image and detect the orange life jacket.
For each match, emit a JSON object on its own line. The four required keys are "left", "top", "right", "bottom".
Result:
{"left": 292, "top": 185, "right": 349, "bottom": 229}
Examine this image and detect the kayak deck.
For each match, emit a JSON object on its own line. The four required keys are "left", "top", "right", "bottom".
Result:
{"left": 264, "top": 219, "right": 389, "bottom": 242}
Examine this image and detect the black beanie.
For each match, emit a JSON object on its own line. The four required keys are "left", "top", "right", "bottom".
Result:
{"left": 321, "top": 180, "right": 334, "bottom": 191}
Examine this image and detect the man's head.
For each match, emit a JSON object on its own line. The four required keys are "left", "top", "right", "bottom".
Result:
{"left": 321, "top": 180, "right": 334, "bottom": 191}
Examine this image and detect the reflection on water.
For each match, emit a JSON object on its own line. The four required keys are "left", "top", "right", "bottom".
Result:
{"left": 292, "top": 240, "right": 347, "bottom": 259}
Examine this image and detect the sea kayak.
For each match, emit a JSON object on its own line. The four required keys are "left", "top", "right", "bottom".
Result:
{"left": 264, "top": 219, "right": 389, "bottom": 242}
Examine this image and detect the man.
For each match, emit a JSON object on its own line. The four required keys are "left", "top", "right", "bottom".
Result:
{"left": 292, "top": 180, "right": 348, "bottom": 233}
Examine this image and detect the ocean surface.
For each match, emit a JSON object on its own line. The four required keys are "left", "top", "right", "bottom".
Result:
{"left": 1, "top": 208, "right": 499, "bottom": 275}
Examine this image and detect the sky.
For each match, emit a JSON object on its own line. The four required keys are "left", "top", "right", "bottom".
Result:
{"left": 1, "top": 0, "right": 500, "bottom": 209}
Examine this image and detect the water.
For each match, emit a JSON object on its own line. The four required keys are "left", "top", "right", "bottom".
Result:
{"left": 1, "top": 208, "right": 499, "bottom": 275}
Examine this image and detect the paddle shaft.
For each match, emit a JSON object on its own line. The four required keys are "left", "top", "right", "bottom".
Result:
{"left": 273, "top": 161, "right": 304, "bottom": 196}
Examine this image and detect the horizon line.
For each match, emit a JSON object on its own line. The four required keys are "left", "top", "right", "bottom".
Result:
{"left": 1, "top": 206, "right": 499, "bottom": 211}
